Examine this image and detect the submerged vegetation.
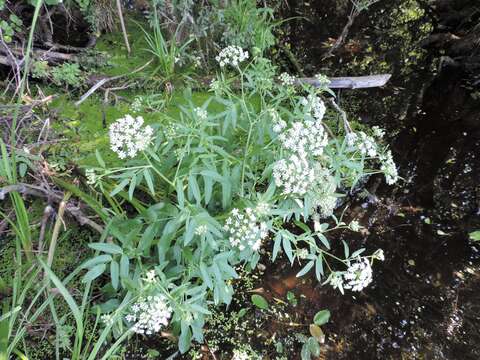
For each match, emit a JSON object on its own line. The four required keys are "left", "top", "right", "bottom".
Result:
{"left": 1, "top": 0, "right": 479, "bottom": 359}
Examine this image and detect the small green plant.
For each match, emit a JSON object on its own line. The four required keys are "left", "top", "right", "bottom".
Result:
{"left": 139, "top": 7, "right": 193, "bottom": 83}
{"left": 51, "top": 63, "right": 84, "bottom": 88}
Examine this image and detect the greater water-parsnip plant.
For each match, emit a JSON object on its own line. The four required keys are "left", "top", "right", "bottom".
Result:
{"left": 82, "top": 45, "right": 398, "bottom": 353}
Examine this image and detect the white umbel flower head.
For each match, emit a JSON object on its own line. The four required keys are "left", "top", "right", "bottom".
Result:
{"left": 343, "top": 258, "right": 373, "bottom": 292}
{"left": 109, "top": 115, "right": 154, "bottom": 159}
{"left": 125, "top": 295, "right": 172, "bottom": 335}
{"left": 300, "top": 94, "right": 326, "bottom": 121}
{"left": 277, "top": 120, "right": 329, "bottom": 157}
{"left": 224, "top": 208, "right": 268, "bottom": 252}
{"left": 279, "top": 72, "right": 296, "bottom": 86}
{"left": 194, "top": 107, "right": 208, "bottom": 120}
{"left": 380, "top": 150, "right": 398, "bottom": 185}
{"left": 215, "top": 46, "right": 249, "bottom": 67}
{"left": 273, "top": 154, "right": 316, "bottom": 196}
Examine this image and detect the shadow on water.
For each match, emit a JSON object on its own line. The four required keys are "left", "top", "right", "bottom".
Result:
{"left": 261, "top": 0, "right": 480, "bottom": 359}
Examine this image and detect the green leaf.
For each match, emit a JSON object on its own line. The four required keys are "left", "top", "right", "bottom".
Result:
{"left": 469, "top": 231, "right": 480, "bottom": 241}
{"left": 178, "top": 325, "right": 192, "bottom": 354}
{"left": 300, "top": 342, "right": 311, "bottom": 360}
{"left": 144, "top": 168, "right": 155, "bottom": 195}
{"left": 95, "top": 149, "right": 106, "bottom": 168}
{"left": 120, "top": 255, "right": 129, "bottom": 278}
{"left": 251, "top": 294, "right": 269, "bottom": 310}
{"left": 110, "top": 261, "right": 119, "bottom": 290}
{"left": 315, "top": 255, "right": 324, "bottom": 281}
{"left": 80, "top": 255, "right": 112, "bottom": 269}
{"left": 296, "top": 260, "right": 314, "bottom": 277}
{"left": 39, "top": 259, "right": 83, "bottom": 329}
{"left": 89, "top": 242, "right": 123, "bottom": 255}
{"left": 139, "top": 224, "right": 157, "bottom": 252}
{"left": 199, "top": 263, "right": 213, "bottom": 289}
{"left": 342, "top": 240, "right": 349, "bottom": 258}
{"left": 83, "top": 263, "right": 106, "bottom": 283}
{"left": 272, "top": 232, "right": 282, "bottom": 261}
{"left": 110, "top": 178, "right": 129, "bottom": 197}
{"left": 188, "top": 175, "right": 201, "bottom": 204}
{"left": 282, "top": 235, "right": 294, "bottom": 264}
{"left": 176, "top": 179, "right": 185, "bottom": 208}
{"left": 313, "top": 309, "right": 331, "bottom": 326}
{"left": 307, "top": 336, "right": 321, "bottom": 356}
{"left": 128, "top": 173, "right": 137, "bottom": 200}
{"left": 309, "top": 324, "right": 325, "bottom": 343}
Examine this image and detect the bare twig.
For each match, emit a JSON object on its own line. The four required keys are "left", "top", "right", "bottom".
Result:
{"left": 0, "top": 183, "right": 105, "bottom": 234}
{"left": 329, "top": 98, "right": 353, "bottom": 133}
{"left": 116, "top": 0, "right": 131, "bottom": 55}
{"left": 75, "top": 60, "right": 152, "bottom": 106}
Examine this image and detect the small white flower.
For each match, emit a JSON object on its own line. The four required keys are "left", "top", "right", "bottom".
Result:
{"left": 216, "top": 46, "right": 249, "bottom": 68}
{"left": 349, "top": 220, "right": 361, "bottom": 232}
{"left": 126, "top": 295, "right": 172, "bottom": 335}
{"left": 224, "top": 208, "right": 268, "bottom": 252}
{"left": 373, "top": 249, "right": 385, "bottom": 261}
{"left": 100, "top": 313, "right": 114, "bottom": 326}
{"left": 255, "top": 202, "right": 270, "bottom": 217}
{"left": 315, "top": 73, "right": 331, "bottom": 87}
{"left": 279, "top": 72, "right": 296, "bottom": 86}
{"left": 297, "top": 248, "right": 309, "bottom": 259}
{"left": 343, "top": 258, "right": 373, "bottom": 292}
{"left": 194, "top": 107, "right": 208, "bottom": 121}
{"left": 232, "top": 349, "right": 250, "bottom": 360}
{"left": 131, "top": 96, "right": 143, "bottom": 113}
{"left": 300, "top": 94, "right": 326, "bottom": 121}
{"left": 85, "top": 168, "right": 97, "bottom": 185}
{"left": 195, "top": 224, "right": 208, "bottom": 236}
{"left": 273, "top": 155, "right": 316, "bottom": 196}
{"left": 380, "top": 150, "right": 398, "bottom": 185}
{"left": 109, "top": 115, "right": 154, "bottom": 159}
{"left": 372, "top": 126, "right": 385, "bottom": 138}
{"left": 144, "top": 270, "right": 157, "bottom": 284}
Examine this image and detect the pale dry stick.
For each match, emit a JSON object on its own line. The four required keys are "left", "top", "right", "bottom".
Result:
{"left": 75, "top": 59, "right": 153, "bottom": 106}
{"left": 47, "top": 193, "right": 70, "bottom": 267}
{"left": 38, "top": 205, "right": 54, "bottom": 254}
{"left": 116, "top": 0, "right": 131, "bottom": 55}
{"left": 329, "top": 97, "right": 353, "bottom": 133}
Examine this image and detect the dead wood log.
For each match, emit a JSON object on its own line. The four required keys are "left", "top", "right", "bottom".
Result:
{"left": 296, "top": 74, "right": 392, "bottom": 89}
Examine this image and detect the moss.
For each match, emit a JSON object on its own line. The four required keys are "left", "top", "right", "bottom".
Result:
{"left": 49, "top": 90, "right": 225, "bottom": 167}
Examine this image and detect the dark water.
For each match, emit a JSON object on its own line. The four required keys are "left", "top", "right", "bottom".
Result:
{"left": 260, "top": 0, "right": 480, "bottom": 359}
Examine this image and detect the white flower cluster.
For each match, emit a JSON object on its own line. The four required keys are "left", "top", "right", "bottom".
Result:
{"left": 312, "top": 170, "right": 338, "bottom": 217}
{"left": 372, "top": 126, "right": 385, "bottom": 138}
{"left": 300, "top": 94, "right": 326, "bottom": 121}
{"left": 343, "top": 258, "right": 373, "bottom": 291}
{"left": 85, "top": 168, "right": 97, "bottom": 185}
{"left": 315, "top": 73, "right": 331, "bottom": 87}
{"left": 224, "top": 208, "right": 268, "bottom": 252}
{"left": 279, "top": 72, "right": 296, "bottom": 86}
{"left": 195, "top": 224, "right": 208, "bottom": 236}
{"left": 345, "top": 131, "right": 377, "bottom": 157}
{"left": 194, "top": 107, "right": 208, "bottom": 121}
{"left": 380, "top": 150, "right": 398, "bottom": 184}
{"left": 143, "top": 270, "right": 157, "bottom": 284}
{"left": 109, "top": 115, "right": 154, "bottom": 159}
{"left": 125, "top": 295, "right": 172, "bottom": 335}
{"left": 277, "top": 120, "right": 329, "bottom": 157}
{"left": 273, "top": 155, "right": 315, "bottom": 195}
{"left": 327, "top": 257, "right": 374, "bottom": 293}
{"left": 131, "top": 96, "right": 143, "bottom": 113}
{"left": 232, "top": 349, "right": 250, "bottom": 360}
{"left": 216, "top": 46, "right": 249, "bottom": 67}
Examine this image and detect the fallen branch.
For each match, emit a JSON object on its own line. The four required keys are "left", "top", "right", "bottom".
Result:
{"left": 296, "top": 74, "right": 392, "bottom": 89}
{"left": 75, "top": 59, "right": 152, "bottom": 106}
{"left": 0, "top": 183, "right": 105, "bottom": 234}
